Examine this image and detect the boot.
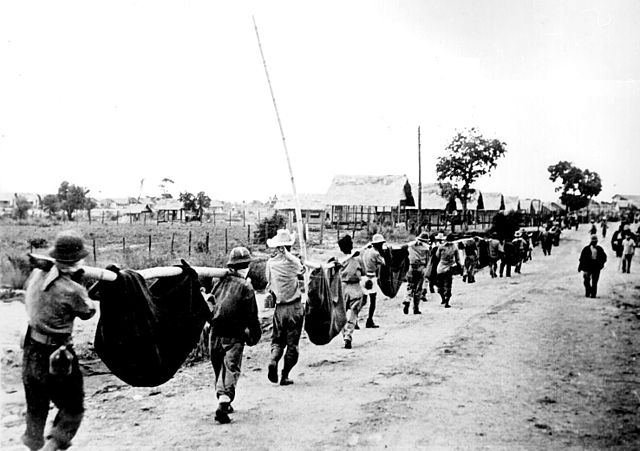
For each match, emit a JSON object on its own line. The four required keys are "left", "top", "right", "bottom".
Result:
{"left": 413, "top": 308, "right": 421, "bottom": 314}
{"left": 402, "top": 301, "right": 410, "bottom": 315}
{"left": 280, "top": 372, "right": 294, "bottom": 386}
{"left": 267, "top": 362, "right": 278, "bottom": 384}
{"left": 344, "top": 339, "right": 352, "bottom": 349}
{"left": 365, "top": 318, "right": 379, "bottom": 328}
{"left": 215, "top": 402, "right": 231, "bottom": 424}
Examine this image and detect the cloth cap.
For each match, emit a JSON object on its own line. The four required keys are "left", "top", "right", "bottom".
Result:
{"left": 267, "top": 229, "right": 296, "bottom": 248}
{"left": 227, "top": 247, "right": 252, "bottom": 266}
{"left": 417, "top": 232, "right": 430, "bottom": 242}
{"left": 371, "top": 233, "right": 386, "bottom": 244}
{"left": 48, "top": 230, "right": 89, "bottom": 263}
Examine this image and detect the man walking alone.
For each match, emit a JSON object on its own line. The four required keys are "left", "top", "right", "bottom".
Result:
{"left": 578, "top": 234, "right": 607, "bottom": 298}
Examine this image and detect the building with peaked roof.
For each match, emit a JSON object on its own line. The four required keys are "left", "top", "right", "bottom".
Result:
{"left": 612, "top": 194, "right": 640, "bottom": 210}
{"left": 274, "top": 193, "right": 327, "bottom": 229}
{"left": 324, "top": 175, "right": 414, "bottom": 227}
{"left": 154, "top": 199, "right": 185, "bottom": 223}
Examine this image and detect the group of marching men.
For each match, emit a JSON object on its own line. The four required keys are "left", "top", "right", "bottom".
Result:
{"left": 20, "top": 226, "right": 542, "bottom": 449}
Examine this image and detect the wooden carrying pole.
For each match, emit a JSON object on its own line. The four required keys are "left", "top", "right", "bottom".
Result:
{"left": 253, "top": 16, "right": 307, "bottom": 261}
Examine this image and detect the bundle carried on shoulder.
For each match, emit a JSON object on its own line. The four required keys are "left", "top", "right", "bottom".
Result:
{"left": 90, "top": 262, "right": 210, "bottom": 387}
{"left": 304, "top": 264, "right": 346, "bottom": 345}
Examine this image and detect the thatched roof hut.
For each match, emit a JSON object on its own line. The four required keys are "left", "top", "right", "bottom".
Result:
{"left": 325, "top": 175, "right": 413, "bottom": 208}
{"left": 324, "top": 175, "right": 414, "bottom": 226}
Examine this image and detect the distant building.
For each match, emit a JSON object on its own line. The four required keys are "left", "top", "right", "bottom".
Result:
{"left": 324, "top": 175, "right": 414, "bottom": 227}
{"left": 274, "top": 194, "right": 327, "bottom": 229}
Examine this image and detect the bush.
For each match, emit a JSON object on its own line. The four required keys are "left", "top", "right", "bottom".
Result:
{"left": 253, "top": 212, "right": 287, "bottom": 245}
{"left": 28, "top": 238, "right": 48, "bottom": 249}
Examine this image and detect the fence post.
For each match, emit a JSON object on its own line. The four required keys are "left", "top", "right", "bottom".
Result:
{"left": 228, "top": 211, "right": 232, "bottom": 227}
{"left": 319, "top": 215, "right": 324, "bottom": 245}
{"left": 171, "top": 232, "right": 175, "bottom": 255}
{"left": 122, "top": 237, "right": 125, "bottom": 256}
{"left": 243, "top": 210, "right": 246, "bottom": 227}
{"left": 225, "top": 229, "right": 228, "bottom": 254}
{"left": 247, "top": 225, "right": 251, "bottom": 244}
{"left": 206, "top": 232, "right": 210, "bottom": 253}
{"left": 93, "top": 239, "right": 97, "bottom": 264}
{"left": 148, "top": 234, "right": 152, "bottom": 259}
{"left": 188, "top": 230, "right": 192, "bottom": 256}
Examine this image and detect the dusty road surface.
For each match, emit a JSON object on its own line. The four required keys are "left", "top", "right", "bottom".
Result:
{"left": 2, "top": 226, "right": 639, "bottom": 450}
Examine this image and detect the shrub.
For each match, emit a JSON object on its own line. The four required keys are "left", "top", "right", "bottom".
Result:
{"left": 253, "top": 212, "right": 287, "bottom": 245}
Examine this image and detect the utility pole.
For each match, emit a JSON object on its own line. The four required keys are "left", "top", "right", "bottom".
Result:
{"left": 417, "top": 126, "right": 422, "bottom": 233}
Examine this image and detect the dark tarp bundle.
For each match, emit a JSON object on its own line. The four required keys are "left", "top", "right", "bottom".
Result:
{"left": 90, "top": 264, "right": 210, "bottom": 387}
{"left": 304, "top": 264, "right": 346, "bottom": 345}
{"left": 377, "top": 246, "right": 409, "bottom": 298}
{"left": 477, "top": 239, "right": 490, "bottom": 268}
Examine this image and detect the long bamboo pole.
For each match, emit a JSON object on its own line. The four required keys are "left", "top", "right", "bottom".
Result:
{"left": 417, "top": 126, "right": 422, "bottom": 232}
{"left": 253, "top": 16, "right": 307, "bottom": 261}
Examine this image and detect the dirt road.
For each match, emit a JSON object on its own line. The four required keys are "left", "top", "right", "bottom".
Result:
{"left": 2, "top": 226, "right": 639, "bottom": 449}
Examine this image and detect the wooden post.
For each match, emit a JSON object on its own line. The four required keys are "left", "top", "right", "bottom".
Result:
{"left": 228, "top": 211, "right": 232, "bottom": 227}
{"left": 122, "top": 236, "right": 125, "bottom": 255}
{"left": 225, "top": 229, "right": 228, "bottom": 254}
{"left": 247, "top": 225, "right": 251, "bottom": 244}
{"left": 188, "top": 230, "right": 192, "bottom": 256}
{"left": 171, "top": 232, "right": 175, "bottom": 255}
{"left": 206, "top": 232, "right": 210, "bottom": 253}
{"left": 148, "top": 234, "right": 152, "bottom": 258}
{"left": 319, "top": 211, "right": 324, "bottom": 245}
{"left": 243, "top": 209, "right": 246, "bottom": 227}
{"left": 88, "top": 211, "right": 92, "bottom": 224}
{"left": 93, "top": 239, "right": 97, "bottom": 264}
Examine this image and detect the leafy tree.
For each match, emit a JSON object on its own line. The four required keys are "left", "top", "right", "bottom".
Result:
{"left": 179, "top": 191, "right": 211, "bottom": 221}
{"left": 547, "top": 161, "right": 602, "bottom": 211}
{"left": 57, "top": 181, "right": 89, "bottom": 221}
{"left": 41, "top": 194, "right": 60, "bottom": 217}
{"left": 159, "top": 177, "right": 175, "bottom": 199}
{"left": 14, "top": 195, "right": 31, "bottom": 219}
{"left": 436, "top": 128, "right": 507, "bottom": 230}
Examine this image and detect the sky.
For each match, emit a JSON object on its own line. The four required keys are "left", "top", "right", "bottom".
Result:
{"left": 1, "top": 0, "right": 639, "bottom": 203}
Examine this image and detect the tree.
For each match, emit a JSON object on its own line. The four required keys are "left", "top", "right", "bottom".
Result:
{"left": 57, "top": 181, "right": 89, "bottom": 221}
{"left": 14, "top": 195, "right": 31, "bottom": 219}
{"left": 179, "top": 191, "right": 211, "bottom": 221}
{"left": 159, "top": 178, "right": 175, "bottom": 199}
{"left": 41, "top": 194, "right": 60, "bottom": 217}
{"left": 547, "top": 161, "right": 602, "bottom": 212}
{"left": 436, "top": 128, "right": 507, "bottom": 230}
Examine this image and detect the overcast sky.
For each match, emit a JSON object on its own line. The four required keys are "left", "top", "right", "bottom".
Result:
{"left": 1, "top": 0, "right": 639, "bottom": 203}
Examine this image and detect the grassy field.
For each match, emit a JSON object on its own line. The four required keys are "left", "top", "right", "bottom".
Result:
{"left": 0, "top": 218, "right": 276, "bottom": 288}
